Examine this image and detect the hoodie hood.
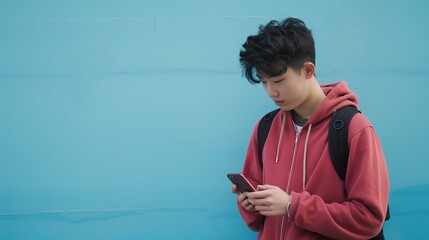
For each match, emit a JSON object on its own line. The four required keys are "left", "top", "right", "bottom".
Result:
{"left": 305, "top": 81, "right": 359, "bottom": 127}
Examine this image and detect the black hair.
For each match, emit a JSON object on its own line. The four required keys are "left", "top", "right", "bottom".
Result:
{"left": 239, "top": 17, "right": 315, "bottom": 84}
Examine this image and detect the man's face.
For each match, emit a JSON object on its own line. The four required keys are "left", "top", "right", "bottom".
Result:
{"left": 259, "top": 66, "right": 310, "bottom": 112}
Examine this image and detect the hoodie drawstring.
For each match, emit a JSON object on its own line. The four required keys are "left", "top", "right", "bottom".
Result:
{"left": 275, "top": 113, "right": 286, "bottom": 164}
{"left": 302, "top": 124, "right": 312, "bottom": 190}
{"left": 275, "top": 113, "right": 312, "bottom": 191}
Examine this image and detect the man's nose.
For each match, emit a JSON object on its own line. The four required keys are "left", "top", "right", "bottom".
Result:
{"left": 266, "top": 83, "right": 278, "bottom": 98}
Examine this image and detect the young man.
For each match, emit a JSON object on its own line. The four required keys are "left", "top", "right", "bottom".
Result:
{"left": 231, "top": 17, "right": 389, "bottom": 239}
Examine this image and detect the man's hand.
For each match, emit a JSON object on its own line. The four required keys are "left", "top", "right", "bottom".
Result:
{"left": 245, "top": 184, "right": 290, "bottom": 216}
{"left": 231, "top": 184, "right": 256, "bottom": 211}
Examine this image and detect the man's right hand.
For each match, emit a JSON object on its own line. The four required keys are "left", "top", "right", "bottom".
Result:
{"left": 231, "top": 184, "right": 256, "bottom": 211}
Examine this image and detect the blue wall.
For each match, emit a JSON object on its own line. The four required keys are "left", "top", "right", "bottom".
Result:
{"left": 1, "top": 1, "right": 428, "bottom": 239}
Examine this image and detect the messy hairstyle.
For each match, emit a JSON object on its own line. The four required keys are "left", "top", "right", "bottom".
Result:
{"left": 239, "top": 17, "right": 315, "bottom": 84}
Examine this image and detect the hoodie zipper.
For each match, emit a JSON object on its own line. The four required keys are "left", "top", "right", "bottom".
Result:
{"left": 279, "top": 131, "right": 300, "bottom": 240}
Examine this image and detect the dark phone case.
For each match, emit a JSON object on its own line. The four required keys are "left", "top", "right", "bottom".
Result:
{"left": 227, "top": 173, "right": 256, "bottom": 192}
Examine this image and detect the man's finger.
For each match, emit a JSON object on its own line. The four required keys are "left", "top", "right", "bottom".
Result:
{"left": 256, "top": 184, "right": 277, "bottom": 191}
{"left": 249, "top": 197, "right": 270, "bottom": 206}
{"left": 245, "top": 190, "right": 270, "bottom": 199}
{"left": 237, "top": 193, "right": 247, "bottom": 202}
{"left": 231, "top": 185, "right": 241, "bottom": 194}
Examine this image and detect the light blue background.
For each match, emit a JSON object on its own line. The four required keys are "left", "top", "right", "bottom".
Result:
{"left": 1, "top": 1, "right": 428, "bottom": 239}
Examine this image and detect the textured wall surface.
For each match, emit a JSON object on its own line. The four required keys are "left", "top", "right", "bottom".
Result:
{"left": 1, "top": 1, "right": 428, "bottom": 239}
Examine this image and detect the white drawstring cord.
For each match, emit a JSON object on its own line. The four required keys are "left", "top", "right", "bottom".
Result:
{"left": 302, "top": 124, "right": 312, "bottom": 190}
{"left": 275, "top": 113, "right": 286, "bottom": 163}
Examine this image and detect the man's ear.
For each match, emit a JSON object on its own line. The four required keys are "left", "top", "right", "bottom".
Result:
{"left": 303, "top": 62, "right": 315, "bottom": 79}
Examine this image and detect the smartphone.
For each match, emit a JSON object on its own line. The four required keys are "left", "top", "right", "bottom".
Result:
{"left": 227, "top": 173, "right": 256, "bottom": 192}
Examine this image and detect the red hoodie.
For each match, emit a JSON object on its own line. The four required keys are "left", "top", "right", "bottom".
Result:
{"left": 238, "top": 82, "right": 389, "bottom": 239}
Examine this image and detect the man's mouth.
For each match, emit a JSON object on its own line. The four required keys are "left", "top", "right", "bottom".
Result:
{"left": 274, "top": 100, "right": 284, "bottom": 106}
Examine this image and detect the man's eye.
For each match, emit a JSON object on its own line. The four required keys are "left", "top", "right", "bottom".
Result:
{"left": 274, "top": 79, "right": 283, "bottom": 83}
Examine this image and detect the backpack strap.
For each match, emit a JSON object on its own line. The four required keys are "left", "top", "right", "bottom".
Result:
{"left": 257, "top": 108, "right": 280, "bottom": 167}
{"left": 328, "top": 105, "right": 390, "bottom": 225}
{"left": 328, "top": 105, "right": 360, "bottom": 181}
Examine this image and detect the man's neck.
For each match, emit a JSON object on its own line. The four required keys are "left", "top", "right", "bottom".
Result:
{"left": 293, "top": 78, "right": 326, "bottom": 119}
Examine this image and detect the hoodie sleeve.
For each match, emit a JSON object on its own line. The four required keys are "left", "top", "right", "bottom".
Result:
{"left": 237, "top": 121, "right": 265, "bottom": 232}
{"left": 289, "top": 114, "right": 389, "bottom": 239}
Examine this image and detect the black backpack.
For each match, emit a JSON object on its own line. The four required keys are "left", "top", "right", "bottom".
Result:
{"left": 257, "top": 105, "right": 389, "bottom": 240}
